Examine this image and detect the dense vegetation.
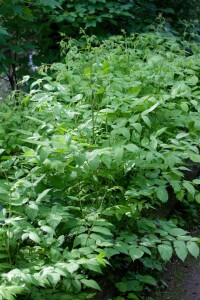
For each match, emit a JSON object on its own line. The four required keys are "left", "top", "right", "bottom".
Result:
{"left": 0, "top": 32, "right": 200, "bottom": 299}
{"left": 1, "top": 0, "right": 200, "bottom": 90}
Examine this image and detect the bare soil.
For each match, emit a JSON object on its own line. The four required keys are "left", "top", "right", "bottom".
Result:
{"left": 155, "top": 241, "right": 200, "bottom": 300}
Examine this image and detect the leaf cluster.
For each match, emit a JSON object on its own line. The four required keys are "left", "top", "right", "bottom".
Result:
{"left": 0, "top": 32, "right": 200, "bottom": 299}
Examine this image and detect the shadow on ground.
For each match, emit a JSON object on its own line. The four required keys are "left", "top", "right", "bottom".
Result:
{"left": 155, "top": 239, "right": 200, "bottom": 299}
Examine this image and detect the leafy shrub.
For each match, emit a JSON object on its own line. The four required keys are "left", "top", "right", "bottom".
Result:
{"left": 0, "top": 32, "right": 200, "bottom": 299}
{"left": 1, "top": 0, "right": 200, "bottom": 92}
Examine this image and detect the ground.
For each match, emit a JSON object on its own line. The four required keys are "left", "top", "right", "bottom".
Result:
{"left": 155, "top": 234, "right": 200, "bottom": 300}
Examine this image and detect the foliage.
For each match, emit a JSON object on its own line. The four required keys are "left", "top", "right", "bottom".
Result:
{"left": 0, "top": 0, "right": 63, "bottom": 89}
{"left": 1, "top": 0, "right": 200, "bottom": 92}
{"left": 0, "top": 32, "right": 200, "bottom": 299}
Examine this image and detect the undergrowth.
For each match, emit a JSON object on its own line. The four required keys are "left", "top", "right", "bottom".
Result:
{"left": 0, "top": 32, "right": 200, "bottom": 300}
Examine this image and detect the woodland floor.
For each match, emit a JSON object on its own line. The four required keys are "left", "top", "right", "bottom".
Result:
{"left": 155, "top": 230, "right": 200, "bottom": 300}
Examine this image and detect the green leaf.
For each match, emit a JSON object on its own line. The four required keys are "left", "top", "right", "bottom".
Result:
{"left": 92, "top": 226, "right": 113, "bottom": 236}
{"left": 81, "top": 279, "right": 101, "bottom": 291}
{"left": 115, "top": 241, "right": 129, "bottom": 255}
{"left": 187, "top": 241, "right": 199, "bottom": 258}
{"left": 126, "top": 280, "right": 142, "bottom": 292}
{"left": 132, "top": 123, "right": 142, "bottom": 134}
{"left": 113, "top": 147, "right": 124, "bottom": 165}
{"left": 193, "top": 179, "right": 200, "bottom": 185}
{"left": 186, "top": 75, "right": 198, "bottom": 86}
{"left": 180, "top": 103, "right": 188, "bottom": 112}
{"left": 141, "top": 102, "right": 159, "bottom": 116}
{"left": 195, "top": 194, "right": 200, "bottom": 203}
{"left": 115, "top": 282, "right": 127, "bottom": 293}
{"left": 0, "top": 149, "right": 5, "bottom": 155}
{"left": 66, "top": 262, "right": 79, "bottom": 273}
{"left": 140, "top": 275, "right": 157, "bottom": 286}
{"left": 127, "top": 293, "right": 139, "bottom": 300}
{"left": 40, "top": 0, "right": 62, "bottom": 9}
{"left": 72, "top": 94, "right": 83, "bottom": 102}
{"left": 114, "top": 127, "right": 130, "bottom": 139}
{"left": 124, "top": 144, "right": 140, "bottom": 152}
{"left": 158, "top": 244, "right": 173, "bottom": 261}
{"left": 36, "top": 189, "right": 52, "bottom": 203}
{"left": 7, "top": 286, "right": 24, "bottom": 294}
{"left": 156, "top": 186, "right": 168, "bottom": 203}
{"left": 155, "top": 127, "right": 167, "bottom": 137}
{"left": 141, "top": 116, "right": 151, "bottom": 128}
{"left": 124, "top": 161, "right": 135, "bottom": 173}
{"left": 101, "top": 154, "right": 112, "bottom": 168}
{"left": 183, "top": 181, "right": 195, "bottom": 197}
{"left": 168, "top": 228, "right": 188, "bottom": 236}
{"left": 29, "top": 232, "right": 40, "bottom": 244}
{"left": 176, "top": 132, "right": 189, "bottom": 139}
{"left": 47, "top": 272, "right": 60, "bottom": 286}
{"left": 171, "top": 81, "right": 191, "bottom": 98}
{"left": 0, "top": 26, "right": 9, "bottom": 36}
{"left": 174, "top": 240, "right": 188, "bottom": 261}
{"left": 129, "top": 246, "right": 144, "bottom": 261}
{"left": 150, "top": 137, "right": 157, "bottom": 149}
{"left": 190, "top": 154, "right": 200, "bottom": 163}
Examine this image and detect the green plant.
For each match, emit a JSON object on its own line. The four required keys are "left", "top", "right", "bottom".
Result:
{"left": 0, "top": 32, "right": 200, "bottom": 299}
{"left": 1, "top": 0, "right": 200, "bottom": 93}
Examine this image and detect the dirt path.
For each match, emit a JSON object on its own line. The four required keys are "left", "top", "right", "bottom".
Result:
{"left": 155, "top": 252, "right": 200, "bottom": 300}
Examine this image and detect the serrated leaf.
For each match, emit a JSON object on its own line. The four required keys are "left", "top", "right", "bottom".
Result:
{"left": 105, "top": 248, "right": 120, "bottom": 258}
{"left": 40, "top": 0, "right": 62, "bottom": 9}
{"left": 0, "top": 26, "right": 9, "bottom": 36}
{"left": 129, "top": 246, "right": 144, "bottom": 261}
{"left": 47, "top": 272, "right": 60, "bottom": 285}
{"left": 174, "top": 240, "right": 188, "bottom": 261}
{"left": 66, "top": 262, "right": 79, "bottom": 273}
{"left": 81, "top": 279, "right": 101, "bottom": 291}
{"left": 187, "top": 241, "right": 199, "bottom": 258}
{"left": 187, "top": 75, "right": 198, "bottom": 85}
{"left": 29, "top": 232, "right": 40, "bottom": 244}
{"left": 158, "top": 244, "right": 173, "bottom": 261}
{"left": 92, "top": 226, "right": 113, "bottom": 236}
{"left": 142, "top": 115, "right": 151, "bottom": 128}
{"left": 7, "top": 286, "right": 24, "bottom": 294}
{"left": 155, "top": 127, "right": 167, "bottom": 137}
{"left": 132, "top": 123, "right": 142, "bottom": 134}
{"left": 40, "top": 225, "right": 55, "bottom": 235}
{"left": 156, "top": 186, "right": 168, "bottom": 203}
{"left": 36, "top": 189, "right": 52, "bottom": 203}
{"left": 43, "top": 84, "right": 54, "bottom": 91}
{"left": 180, "top": 103, "right": 188, "bottom": 112}
{"left": 140, "top": 275, "right": 157, "bottom": 286}
{"left": 115, "top": 241, "right": 129, "bottom": 255}
{"left": 113, "top": 147, "right": 124, "bottom": 165}
{"left": 141, "top": 102, "right": 159, "bottom": 116}
{"left": 124, "top": 144, "right": 139, "bottom": 152}
{"left": 150, "top": 137, "right": 157, "bottom": 149}
{"left": 139, "top": 246, "right": 151, "bottom": 255}
{"left": 176, "top": 132, "right": 189, "bottom": 139}
{"left": 168, "top": 228, "right": 188, "bottom": 236}
{"left": 119, "top": 127, "right": 130, "bottom": 139}
{"left": 124, "top": 161, "right": 135, "bottom": 173}
{"left": 195, "top": 194, "right": 200, "bottom": 203}
{"left": 183, "top": 181, "right": 195, "bottom": 197}
{"left": 171, "top": 81, "right": 191, "bottom": 98}
{"left": 101, "top": 154, "right": 112, "bottom": 168}
{"left": 193, "top": 179, "right": 200, "bottom": 185}
{"left": 190, "top": 154, "right": 200, "bottom": 163}
{"left": 72, "top": 94, "right": 83, "bottom": 102}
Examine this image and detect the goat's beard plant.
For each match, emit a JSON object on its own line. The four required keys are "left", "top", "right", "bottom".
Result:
{"left": 0, "top": 32, "right": 199, "bottom": 300}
